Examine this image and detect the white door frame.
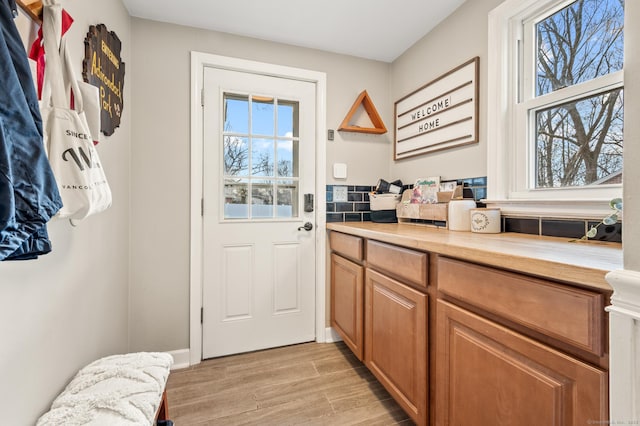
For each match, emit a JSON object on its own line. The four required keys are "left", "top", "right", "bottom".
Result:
{"left": 189, "top": 51, "right": 327, "bottom": 366}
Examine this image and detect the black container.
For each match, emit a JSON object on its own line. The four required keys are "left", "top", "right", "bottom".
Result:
{"left": 370, "top": 209, "right": 398, "bottom": 223}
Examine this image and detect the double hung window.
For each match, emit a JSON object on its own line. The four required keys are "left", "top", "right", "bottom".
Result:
{"left": 487, "top": 0, "right": 624, "bottom": 214}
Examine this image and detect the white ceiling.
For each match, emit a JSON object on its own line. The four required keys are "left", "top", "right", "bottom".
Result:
{"left": 121, "top": 0, "right": 467, "bottom": 63}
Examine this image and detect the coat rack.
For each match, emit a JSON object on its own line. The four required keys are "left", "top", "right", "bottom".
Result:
{"left": 16, "top": 0, "right": 43, "bottom": 23}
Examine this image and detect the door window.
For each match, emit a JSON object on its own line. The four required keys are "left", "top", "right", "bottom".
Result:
{"left": 222, "top": 93, "right": 300, "bottom": 220}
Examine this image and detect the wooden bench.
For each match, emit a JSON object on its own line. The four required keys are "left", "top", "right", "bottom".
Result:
{"left": 36, "top": 352, "right": 173, "bottom": 425}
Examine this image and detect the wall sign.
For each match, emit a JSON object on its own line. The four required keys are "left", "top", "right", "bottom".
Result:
{"left": 394, "top": 57, "right": 479, "bottom": 160}
{"left": 82, "top": 24, "right": 125, "bottom": 136}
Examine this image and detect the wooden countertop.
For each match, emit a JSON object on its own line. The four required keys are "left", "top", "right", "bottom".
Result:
{"left": 326, "top": 222, "right": 622, "bottom": 291}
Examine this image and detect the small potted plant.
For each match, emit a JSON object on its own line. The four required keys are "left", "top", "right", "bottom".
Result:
{"left": 576, "top": 198, "right": 622, "bottom": 241}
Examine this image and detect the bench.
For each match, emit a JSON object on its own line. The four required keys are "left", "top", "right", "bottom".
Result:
{"left": 36, "top": 352, "right": 173, "bottom": 425}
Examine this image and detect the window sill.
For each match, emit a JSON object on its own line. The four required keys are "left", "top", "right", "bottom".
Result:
{"left": 482, "top": 199, "right": 620, "bottom": 220}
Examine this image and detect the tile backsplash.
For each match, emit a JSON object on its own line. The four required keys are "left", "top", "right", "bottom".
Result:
{"left": 326, "top": 177, "right": 487, "bottom": 223}
{"left": 504, "top": 217, "right": 622, "bottom": 242}
{"left": 326, "top": 185, "right": 375, "bottom": 223}
{"left": 325, "top": 176, "right": 621, "bottom": 242}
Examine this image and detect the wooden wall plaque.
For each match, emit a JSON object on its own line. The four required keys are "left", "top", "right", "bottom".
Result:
{"left": 83, "top": 24, "right": 125, "bottom": 136}
{"left": 394, "top": 57, "right": 479, "bottom": 160}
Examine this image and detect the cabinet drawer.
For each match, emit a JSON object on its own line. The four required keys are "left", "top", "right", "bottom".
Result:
{"left": 438, "top": 257, "right": 605, "bottom": 356}
{"left": 329, "top": 231, "right": 363, "bottom": 262}
{"left": 366, "top": 240, "right": 428, "bottom": 288}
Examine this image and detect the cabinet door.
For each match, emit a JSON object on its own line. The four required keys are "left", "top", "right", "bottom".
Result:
{"left": 331, "top": 253, "right": 364, "bottom": 360}
{"left": 365, "top": 268, "right": 428, "bottom": 426}
{"left": 436, "top": 300, "right": 608, "bottom": 426}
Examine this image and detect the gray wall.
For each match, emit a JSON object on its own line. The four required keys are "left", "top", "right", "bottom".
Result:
{"left": 389, "top": 0, "right": 504, "bottom": 184}
{"left": 128, "top": 19, "right": 392, "bottom": 352}
{"left": 0, "top": 1, "right": 131, "bottom": 424}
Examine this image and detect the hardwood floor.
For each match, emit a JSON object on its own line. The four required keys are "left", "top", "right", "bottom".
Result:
{"left": 165, "top": 341, "right": 414, "bottom": 425}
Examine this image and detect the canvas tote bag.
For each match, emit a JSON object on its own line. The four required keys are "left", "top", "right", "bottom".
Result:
{"left": 40, "top": 0, "right": 111, "bottom": 220}
{"left": 61, "top": 34, "right": 101, "bottom": 146}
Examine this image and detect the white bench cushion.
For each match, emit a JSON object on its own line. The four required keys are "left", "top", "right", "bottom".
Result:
{"left": 36, "top": 352, "right": 173, "bottom": 426}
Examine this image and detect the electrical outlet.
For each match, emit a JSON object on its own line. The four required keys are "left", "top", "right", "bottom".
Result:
{"left": 334, "top": 186, "right": 348, "bottom": 202}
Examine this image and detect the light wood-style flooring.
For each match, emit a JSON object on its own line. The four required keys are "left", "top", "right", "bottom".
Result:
{"left": 165, "top": 341, "right": 414, "bottom": 425}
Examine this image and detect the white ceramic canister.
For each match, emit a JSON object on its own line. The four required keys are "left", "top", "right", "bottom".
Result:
{"left": 470, "top": 208, "right": 501, "bottom": 233}
{"left": 447, "top": 199, "right": 477, "bottom": 231}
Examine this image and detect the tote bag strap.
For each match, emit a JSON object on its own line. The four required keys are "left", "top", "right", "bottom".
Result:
{"left": 60, "top": 37, "right": 85, "bottom": 113}
{"left": 41, "top": 0, "right": 66, "bottom": 109}
{"left": 42, "top": 0, "right": 65, "bottom": 108}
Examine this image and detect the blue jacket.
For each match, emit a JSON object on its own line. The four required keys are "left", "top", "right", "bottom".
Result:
{"left": 0, "top": 0, "right": 62, "bottom": 260}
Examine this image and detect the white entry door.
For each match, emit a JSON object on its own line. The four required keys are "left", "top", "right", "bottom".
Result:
{"left": 202, "top": 67, "right": 317, "bottom": 359}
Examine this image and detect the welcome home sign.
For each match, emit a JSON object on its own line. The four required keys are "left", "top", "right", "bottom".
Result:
{"left": 394, "top": 57, "right": 479, "bottom": 160}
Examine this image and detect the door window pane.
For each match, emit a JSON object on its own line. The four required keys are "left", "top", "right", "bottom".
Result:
{"left": 252, "top": 96, "right": 274, "bottom": 136}
{"left": 277, "top": 180, "right": 298, "bottom": 218}
{"left": 278, "top": 101, "right": 299, "bottom": 137}
{"left": 251, "top": 180, "right": 274, "bottom": 218}
{"left": 224, "top": 179, "right": 249, "bottom": 219}
{"left": 536, "top": 0, "right": 624, "bottom": 97}
{"left": 224, "top": 136, "right": 249, "bottom": 176}
{"left": 276, "top": 140, "right": 297, "bottom": 178}
{"left": 251, "top": 138, "right": 275, "bottom": 177}
{"left": 224, "top": 94, "right": 249, "bottom": 133}
{"left": 535, "top": 88, "right": 623, "bottom": 188}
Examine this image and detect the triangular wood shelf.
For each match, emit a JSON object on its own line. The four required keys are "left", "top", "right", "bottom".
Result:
{"left": 338, "top": 90, "right": 387, "bottom": 135}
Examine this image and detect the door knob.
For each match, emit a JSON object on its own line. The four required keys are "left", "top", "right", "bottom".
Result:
{"left": 298, "top": 222, "right": 313, "bottom": 231}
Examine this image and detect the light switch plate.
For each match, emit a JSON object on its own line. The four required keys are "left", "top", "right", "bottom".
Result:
{"left": 334, "top": 186, "right": 348, "bottom": 202}
{"left": 333, "top": 163, "right": 347, "bottom": 179}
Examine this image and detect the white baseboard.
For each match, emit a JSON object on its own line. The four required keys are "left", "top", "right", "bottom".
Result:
{"left": 324, "top": 327, "right": 343, "bottom": 343}
{"left": 172, "top": 328, "right": 341, "bottom": 369}
{"left": 166, "top": 348, "right": 190, "bottom": 370}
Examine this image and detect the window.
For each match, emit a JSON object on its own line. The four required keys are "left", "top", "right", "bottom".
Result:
{"left": 222, "top": 93, "right": 300, "bottom": 220}
{"left": 487, "top": 0, "right": 624, "bottom": 215}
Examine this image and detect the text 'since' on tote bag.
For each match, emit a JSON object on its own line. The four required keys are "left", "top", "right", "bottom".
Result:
{"left": 40, "top": 0, "right": 111, "bottom": 221}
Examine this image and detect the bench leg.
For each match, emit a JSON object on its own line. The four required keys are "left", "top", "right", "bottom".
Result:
{"left": 155, "top": 389, "right": 169, "bottom": 421}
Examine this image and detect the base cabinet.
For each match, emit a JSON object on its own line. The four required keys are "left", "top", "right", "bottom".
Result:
{"left": 330, "top": 253, "right": 364, "bottom": 360}
{"left": 365, "top": 268, "right": 428, "bottom": 426}
{"left": 329, "top": 230, "right": 610, "bottom": 426}
{"left": 436, "top": 300, "right": 608, "bottom": 426}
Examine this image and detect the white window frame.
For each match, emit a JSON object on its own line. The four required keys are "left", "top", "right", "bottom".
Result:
{"left": 486, "top": 0, "right": 624, "bottom": 218}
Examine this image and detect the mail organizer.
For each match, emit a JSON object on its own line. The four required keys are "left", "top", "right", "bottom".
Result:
{"left": 396, "top": 186, "right": 465, "bottom": 226}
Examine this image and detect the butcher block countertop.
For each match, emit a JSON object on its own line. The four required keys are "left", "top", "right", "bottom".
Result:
{"left": 326, "top": 222, "right": 622, "bottom": 291}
